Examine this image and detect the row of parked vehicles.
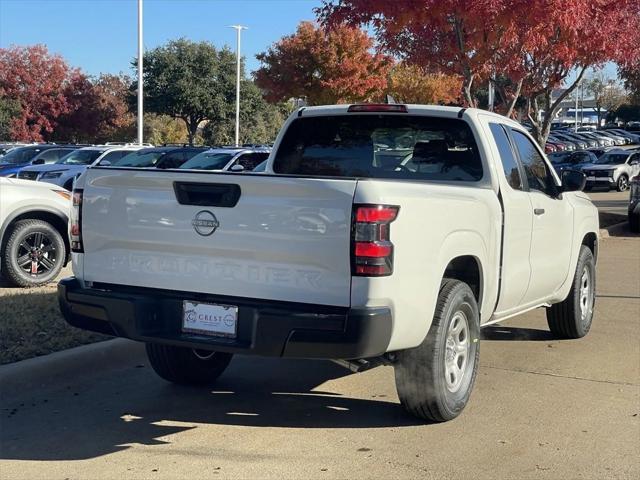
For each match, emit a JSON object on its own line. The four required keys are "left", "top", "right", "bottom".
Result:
{"left": 549, "top": 147, "right": 640, "bottom": 192}
{"left": 0, "top": 143, "right": 272, "bottom": 188}
{"left": 542, "top": 125, "right": 640, "bottom": 154}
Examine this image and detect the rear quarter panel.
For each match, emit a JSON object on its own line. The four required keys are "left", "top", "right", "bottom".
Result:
{"left": 351, "top": 180, "right": 501, "bottom": 351}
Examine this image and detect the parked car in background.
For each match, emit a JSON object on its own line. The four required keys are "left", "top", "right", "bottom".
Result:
{"left": 582, "top": 150, "right": 640, "bottom": 191}
{"left": 588, "top": 147, "right": 615, "bottom": 159}
{"left": 568, "top": 133, "right": 599, "bottom": 148}
{"left": 629, "top": 175, "right": 640, "bottom": 233}
{"left": 0, "top": 177, "right": 70, "bottom": 287}
{"left": 548, "top": 135, "right": 576, "bottom": 151}
{"left": 0, "top": 144, "right": 78, "bottom": 178}
{"left": 178, "top": 147, "right": 271, "bottom": 172}
{"left": 549, "top": 150, "right": 598, "bottom": 174}
{"left": 553, "top": 132, "right": 588, "bottom": 150}
{"left": 604, "top": 129, "right": 640, "bottom": 144}
{"left": 595, "top": 130, "right": 628, "bottom": 145}
{"left": 18, "top": 145, "right": 143, "bottom": 190}
{"left": 111, "top": 146, "right": 206, "bottom": 168}
{"left": 0, "top": 143, "right": 28, "bottom": 158}
{"left": 154, "top": 147, "right": 210, "bottom": 169}
{"left": 577, "top": 132, "right": 612, "bottom": 147}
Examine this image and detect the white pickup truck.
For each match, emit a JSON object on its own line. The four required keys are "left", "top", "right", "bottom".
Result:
{"left": 58, "top": 104, "right": 599, "bottom": 422}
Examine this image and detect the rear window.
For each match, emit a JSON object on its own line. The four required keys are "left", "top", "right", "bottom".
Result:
{"left": 273, "top": 115, "right": 483, "bottom": 181}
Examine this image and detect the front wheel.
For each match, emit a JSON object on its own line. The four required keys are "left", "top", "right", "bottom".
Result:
{"left": 546, "top": 245, "right": 595, "bottom": 338}
{"left": 1, "top": 219, "right": 66, "bottom": 287}
{"left": 146, "top": 343, "right": 233, "bottom": 385}
{"left": 617, "top": 174, "right": 629, "bottom": 192}
{"left": 394, "top": 279, "right": 480, "bottom": 422}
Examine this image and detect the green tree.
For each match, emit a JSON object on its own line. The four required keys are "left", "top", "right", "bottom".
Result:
{"left": 0, "top": 96, "right": 20, "bottom": 140}
{"left": 144, "top": 113, "right": 190, "bottom": 145}
{"left": 202, "top": 80, "right": 289, "bottom": 145}
{"left": 136, "top": 39, "right": 236, "bottom": 145}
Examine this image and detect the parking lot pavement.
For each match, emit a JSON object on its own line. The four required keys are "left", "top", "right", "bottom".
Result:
{"left": 588, "top": 190, "right": 631, "bottom": 216}
{"left": 0, "top": 236, "right": 638, "bottom": 479}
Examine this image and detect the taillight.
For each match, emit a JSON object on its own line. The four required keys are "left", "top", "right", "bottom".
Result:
{"left": 70, "top": 189, "right": 83, "bottom": 253}
{"left": 352, "top": 204, "right": 399, "bottom": 277}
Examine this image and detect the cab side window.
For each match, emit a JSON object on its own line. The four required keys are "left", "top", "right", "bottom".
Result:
{"left": 511, "top": 130, "right": 556, "bottom": 196}
{"left": 489, "top": 123, "right": 523, "bottom": 190}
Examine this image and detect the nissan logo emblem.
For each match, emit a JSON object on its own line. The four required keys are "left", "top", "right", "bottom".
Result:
{"left": 192, "top": 210, "right": 219, "bottom": 236}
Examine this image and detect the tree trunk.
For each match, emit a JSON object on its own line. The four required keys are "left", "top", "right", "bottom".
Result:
{"left": 504, "top": 78, "right": 523, "bottom": 118}
{"left": 528, "top": 66, "right": 588, "bottom": 147}
{"left": 462, "top": 73, "right": 476, "bottom": 108}
{"left": 182, "top": 116, "right": 200, "bottom": 146}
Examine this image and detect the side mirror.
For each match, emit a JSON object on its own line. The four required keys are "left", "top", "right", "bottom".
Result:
{"left": 230, "top": 164, "right": 245, "bottom": 172}
{"left": 99, "top": 160, "right": 111, "bottom": 167}
{"left": 630, "top": 160, "right": 639, "bottom": 166}
{"left": 32, "top": 158, "right": 45, "bottom": 165}
{"left": 561, "top": 169, "right": 586, "bottom": 192}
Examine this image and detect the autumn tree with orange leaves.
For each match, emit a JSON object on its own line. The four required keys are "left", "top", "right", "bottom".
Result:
{"left": 255, "top": 21, "right": 391, "bottom": 105}
{"left": 388, "top": 64, "right": 461, "bottom": 105}
{"left": 319, "top": 0, "right": 640, "bottom": 145}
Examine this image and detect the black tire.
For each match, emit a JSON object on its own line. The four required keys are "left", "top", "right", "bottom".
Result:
{"left": 546, "top": 245, "right": 595, "bottom": 339}
{"left": 394, "top": 279, "right": 480, "bottom": 422}
{"left": 146, "top": 343, "right": 232, "bottom": 385}
{"left": 616, "top": 174, "right": 629, "bottom": 192}
{"left": 1, "top": 219, "right": 66, "bottom": 287}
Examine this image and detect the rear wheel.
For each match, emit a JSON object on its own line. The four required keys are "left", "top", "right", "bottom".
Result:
{"left": 146, "top": 343, "right": 233, "bottom": 385}
{"left": 394, "top": 279, "right": 480, "bottom": 422}
{"left": 546, "top": 245, "right": 595, "bottom": 339}
{"left": 1, "top": 219, "right": 65, "bottom": 287}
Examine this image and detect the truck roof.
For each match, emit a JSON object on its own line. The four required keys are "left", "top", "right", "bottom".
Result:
{"left": 297, "top": 104, "right": 522, "bottom": 129}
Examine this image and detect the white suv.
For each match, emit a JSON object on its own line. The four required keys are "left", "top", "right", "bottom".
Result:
{"left": 0, "top": 177, "right": 70, "bottom": 287}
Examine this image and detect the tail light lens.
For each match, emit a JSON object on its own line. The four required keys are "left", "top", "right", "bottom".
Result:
{"left": 70, "top": 189, "right": 84, "bottom": 253}
{"left": 352, "top": 204, "right": 399, "bottom": 277}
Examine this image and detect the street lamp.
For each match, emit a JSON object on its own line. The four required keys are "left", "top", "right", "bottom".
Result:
{"left": 229, "top": 25, "right": 247, "bottom": 147}
{"left": 137, "top": 0, "right": 144, "bottom": 145}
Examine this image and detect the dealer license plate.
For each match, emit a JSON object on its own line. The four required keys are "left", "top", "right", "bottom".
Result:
{"left": 182, "top": 301, "right": 238, "bottom": 338}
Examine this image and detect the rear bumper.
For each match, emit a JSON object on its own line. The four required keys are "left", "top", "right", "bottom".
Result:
{"left": 57, "top": 277, "right": 392, "bottom": 359}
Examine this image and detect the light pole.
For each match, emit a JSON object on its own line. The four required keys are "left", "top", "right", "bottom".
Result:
{"left": 137, "top": 0, "right": 144, "bottom": 145}
{"left": 229, "top": 25, "right": 247, "bottom": 147}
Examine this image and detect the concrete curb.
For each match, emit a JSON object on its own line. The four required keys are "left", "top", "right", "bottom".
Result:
{"left": 599, "top": 221, "right": 639, "bottom": 238}
{"left": 0, "top": 338, "right": 145, "bottom": 398}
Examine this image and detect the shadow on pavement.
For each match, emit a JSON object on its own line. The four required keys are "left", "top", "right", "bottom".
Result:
{"left": 0, "top": 356, "right": 419, "bottom": 461}
{"left": 481, "top": 325, "right": 555, "bottom": 341}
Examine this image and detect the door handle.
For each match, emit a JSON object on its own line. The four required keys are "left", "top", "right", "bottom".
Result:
{"left": 534, "top": 208, "right": 545, "bottom": 215}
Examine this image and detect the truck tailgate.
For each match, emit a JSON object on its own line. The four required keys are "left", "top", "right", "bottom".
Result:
{"left": 80, "top": 169, "right": 357, "bottom": 307}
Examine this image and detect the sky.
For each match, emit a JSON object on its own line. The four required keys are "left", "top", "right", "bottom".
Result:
{"left": 0, "top": 0, "right": 319, "bottom": 76}
{"left": 0, "top": 0, "right": 619, "bottom": 84}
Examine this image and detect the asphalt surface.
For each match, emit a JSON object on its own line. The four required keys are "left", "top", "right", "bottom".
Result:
{"left": 1, "top": 235, "right": 638, "bottom": 479}
{"left": 587, "top": 190, "right": 631, "bottom": 216}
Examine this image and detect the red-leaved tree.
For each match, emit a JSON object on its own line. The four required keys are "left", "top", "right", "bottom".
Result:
{"left": 0, "top": 45, "right": 72, "bottom": 141}
{"left": 319, "top": 0, "right": 640, "bottom": 145}
{"left": 255, "top": 21, "right": 392, "bottom": 105}
{"left": 52, "top": 73, "right": 135, "bottom": 143}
